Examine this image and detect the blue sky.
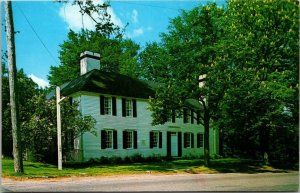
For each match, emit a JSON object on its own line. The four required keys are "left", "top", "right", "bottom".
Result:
{"left": 2, "top": 0, "right": 224, "bottom": 88}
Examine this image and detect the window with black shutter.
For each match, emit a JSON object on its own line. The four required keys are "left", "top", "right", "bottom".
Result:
{"left": 197, "top": 133, "right": 204, "bottom": 148}
{"left": 101, "top": 129, "right": 117, "bottom": 149}
{"left": 172, "top": 110, "right": 176, "bottom": 123}
{"left": 123, "top": 130, "right": 137, "bottom": 149}
{"left": 184, "top": 132, "right": 193, "bottom": 148}
{"left": 149, "top": 131, "right": 162, "bottom": 149}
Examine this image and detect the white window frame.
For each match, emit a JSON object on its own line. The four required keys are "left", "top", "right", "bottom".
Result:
{"left": 152, "top": 131, "right": 159, "bottom": 148}
{"left": 104, "top": 130, "right": 113, "bottom": 149}
{"left": 104, "top": 96, "right": 112, "bottom": 115}
{"left": 126, "top": 130, "right": 134, "bottom": 149}
{"left": 126, "top": 99, "right": 133, "bottom": 116}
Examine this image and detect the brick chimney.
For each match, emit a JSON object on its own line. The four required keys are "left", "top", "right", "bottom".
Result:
{"left": 80, "top": 51, "right": 100, "bottom": 75}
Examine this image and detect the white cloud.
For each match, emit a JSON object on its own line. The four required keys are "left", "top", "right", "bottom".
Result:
{"left": 131, "top": 9, "right": 138, "bottom": 23}
{"left": 29, "top": 74, "right": 49, "bottom": 88}
{"left": 126, "top": 26, "right": 153, "bottom": 38}
{"left": 59, "top": 0, "right": 123, "bottom": 31}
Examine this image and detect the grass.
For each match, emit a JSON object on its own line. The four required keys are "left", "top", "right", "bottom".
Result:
{"left": 2, "top": 158, "right": 297, "bottom": 179}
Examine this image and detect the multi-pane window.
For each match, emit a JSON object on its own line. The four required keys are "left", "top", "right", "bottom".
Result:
{"left": 150, "top": 131, "right": 162, "bottom": 149}
{"left": 104, "top": 130, "right": 113, "bottom": 148}
{"left": 104, "top": 96, "right": 112, "bottom": 115}
{"left": 184, "top": 132, "right": 194, "bottom": 148}
{"left": 126, "top": 99, "right": 132, "bottom": 116}
{"left": 197, "top": 133, "right": 204, "bottom": 148}
{"left": 126, "top": 131, "right": 133, "bottom": 149}
{"left": 101, "top": 129, "right": 117, "bottom": 149}
{"left": 123, "top": 130, "right": 137, "bottom": 149}
{"left": 122, "top": 98, "right": 137, "bottom": 117}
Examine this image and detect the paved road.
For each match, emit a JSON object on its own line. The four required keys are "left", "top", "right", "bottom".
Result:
{"left": 2, "top": 172, "right": 299, "bottom": 192}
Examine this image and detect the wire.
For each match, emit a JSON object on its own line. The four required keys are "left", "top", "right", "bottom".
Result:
{"left": 114, "top": 1, "right": 184, "bottom": 12}
{"left": 16, "top": 5, "right": 59, "bottom": 66}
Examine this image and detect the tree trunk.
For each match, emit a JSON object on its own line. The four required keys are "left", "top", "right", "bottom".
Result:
{"left": 5, "top": 1, "right": 23, "bottom": 173}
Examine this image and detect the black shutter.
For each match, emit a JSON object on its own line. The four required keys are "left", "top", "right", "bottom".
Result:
{"left": 113, "top": 130, "right": 118, "bottom": 149}
{"left": 183, "top": 108, "right": 187, "bottom": 123}
{"left": 167, "top": 132, "right": 171, "bottom": 157}
{"left": 197, "top": 133, "right": 200, "bottom": 148}
{"left": 133, "top": 99, "right": 137, "bottom": 117}
{"left": 122, "top": 98, "right": 126, "bottom": 117}
{"left": 159, "top": 132, "right": 162, "bottom": 148}
{"left": 134, "top": 131, "right": 138, "bottom": 149}
{"left": 172, "top": 110, "right": 176, "bottom": 123}
{"left": 191, "top": 110, "right": 194, "bottom": 124}
{"left": 191, "top": 133, "right": 194, "bottom": 148}
{"left": 123, "top": 130, "right": 127, "bottom": 149}
{"left": 101, "top": 130, "right": 106, "bottom": 149}
{"left": 100, "top": 95, "right": 104, "bottom": 115}
{"left": 197, "top": 111, "right": 200, "bottom": 125}
{"left": 112, "top": 97, "right": 117, "bottom": 116}
{"left": 184, "top": 133, "right": 187, "bottom": 148}
{"left": 178, "top": 132, "right": 182, "bottom": 157}
{"left": 149, "top": 131, "right": 153, "bottom": 149}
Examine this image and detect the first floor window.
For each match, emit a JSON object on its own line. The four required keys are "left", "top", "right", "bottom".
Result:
{"left": 101, "top": 129, "right": 117, "bottom": 149}
{"left": 184, "top": 132, "right": 194, "bottom": 148}
{"left": 150, "top": 131, "right": 162, "bottom": 148}
{"left": 123, "top": 130, "right": 137, "bottom": 149}
{"left": 197, "top": 133, "right": 204, "bottom": 148}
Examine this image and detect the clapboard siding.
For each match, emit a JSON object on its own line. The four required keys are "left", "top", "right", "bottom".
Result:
{"left": 72, "top": 93, "right": 217, "bottom": 161}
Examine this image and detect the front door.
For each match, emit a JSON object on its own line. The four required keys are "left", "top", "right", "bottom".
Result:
{"left": 171, "top": 133, "right": 178, "bottom": 157}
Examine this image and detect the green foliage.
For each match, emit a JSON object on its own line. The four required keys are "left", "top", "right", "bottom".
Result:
{"left": 139, "top": 0, "right": 299, "bottom": 162}
{"left": 48, "top": 30, "right": 140, "bottom": 86}
{"left": 23, "top": 94, "right": 96, "bottom": 163}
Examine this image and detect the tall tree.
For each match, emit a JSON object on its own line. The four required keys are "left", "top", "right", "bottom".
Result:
{"left": 217, "top": 0, "right": 299, "bottom": 160}
{"left": 144, "top": 3, "right": 225, "bottom": 166}
{"left": 5, "top": 1, "right": 23, "bottom": 173}
{"left": 48, "top": 30, "right": 140, "bottom": 86}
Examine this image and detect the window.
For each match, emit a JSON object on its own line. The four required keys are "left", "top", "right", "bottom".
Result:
{"left": 100, "top": 96, "right": 116, "bottom": 116}
{"left": 123, "top": 130, "right": 137, "bottom": 149}
{"left": 126, "top": 99, "right": 132, "bottom": 116}
{"left": 197, "top": 133, "right": 204, "bottom": 148}
{"left": 122, "top": 98, "right": 137, "bottom": 117}
{"left": 104, "top": 96, "right": 112, "bottom": 115}
{"left": 150, "top": 131, "right": 162, "bottom": 148}
{"left": 184, "top": 132, "right": 194, "bottom": 148}
{"left": 101, "top": 129, "right": 117, "bottom": 149}
{"left": 167, "top": 110, "right": 176, "bottom": 123}
{"left": 183, "top": 108, "right": 190, "bottom": 123}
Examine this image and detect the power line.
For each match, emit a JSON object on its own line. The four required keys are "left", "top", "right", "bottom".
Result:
{"left": 114, "top": 1, "right": 184, "bottom": 12}
{"left": 16, "top": 5, "right": 59, "bottom": 66}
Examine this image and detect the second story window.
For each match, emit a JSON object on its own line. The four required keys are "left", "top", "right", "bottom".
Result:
{"left": 183, "top": 108, "right": 190, "bottom": 123}
{"left": 126, "top": 99, "right": 132, "bottom": 116}
{"left": 122, "top": 98, "right": 137, "bottom": 117}
{"left": 104, "top": 96, "right": 112, "bottom": 115}
{"left": 100, "top": 96, "right": 116, "bottom": 116}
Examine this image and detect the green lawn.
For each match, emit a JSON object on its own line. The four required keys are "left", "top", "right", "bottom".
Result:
{"left": 2, "top": 158, "right": 297, "bottom": 179}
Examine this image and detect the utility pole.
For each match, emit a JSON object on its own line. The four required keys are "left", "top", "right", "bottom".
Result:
{"left": 56, "top": 86, "right": 65, "bottom": 170}
{"left": 5, "top": 0, "right": 23, "bottom": 173}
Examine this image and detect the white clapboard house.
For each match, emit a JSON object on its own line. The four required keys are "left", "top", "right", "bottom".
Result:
{"left": 49, "top": 51, "right": 219, "bottom": 162}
